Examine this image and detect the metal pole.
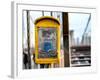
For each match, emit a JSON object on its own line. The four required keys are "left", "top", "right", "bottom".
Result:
{"left": 62, "top": 12, "right": 70, "bottom": 67}
{"left": 50, "top": 11, "right": 53, "bottom": 16}
{"left": 26, "top": 10, "right": 31, "bottom": 69}
{"left": 42, "top": 11, "right": 44, "bottom": 16}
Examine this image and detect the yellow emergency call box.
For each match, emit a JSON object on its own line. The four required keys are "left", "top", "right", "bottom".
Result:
{"left": 34, "top": 16, "right": 60, "bottom": 64}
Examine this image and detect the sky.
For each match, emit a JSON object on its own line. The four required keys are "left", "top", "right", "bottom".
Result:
{"left": 69, "top": 13, "right": 91, "bottom": 43}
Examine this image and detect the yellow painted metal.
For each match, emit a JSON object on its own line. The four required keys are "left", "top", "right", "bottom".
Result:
{"left": 35, "top": 27, "right": 38, "bottom": 62}
{"left": 57, "top": 26, "right": 61, "bottom": 64}
{"left": 34, "top": 16, "right": 60, "bottom": 64}
{"left": 34, "top": 16, "right": 60, "bottom": 25}
{"left": 36, "top": 20, "right": 59, "bottom": 27}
